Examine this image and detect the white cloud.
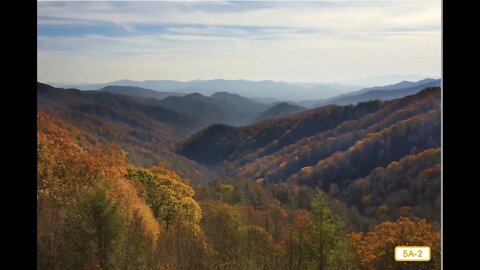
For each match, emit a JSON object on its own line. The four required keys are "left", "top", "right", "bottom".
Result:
{"left": 37, "top": 1, "right": 441, "bottom": 83}
{"left": 37, "top": 1, "right": 440, "bottom": 32}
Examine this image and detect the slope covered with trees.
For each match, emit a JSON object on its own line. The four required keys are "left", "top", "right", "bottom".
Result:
{"left": 300, "top": 78, "right": 440, "bottom": 107}
{"left": 159, "top": 92, "right": 268, "bottom": 126}
{"left": 255, "top": 102, "right": 306, "bottom": 122}
{"left": 38, "top": 82, "right": 199, "bottom": 129}
{"left": 179, "top": 100, "right": 384, "bottom": 165}
{"left": 38, "top": 112, "right": 212, "bottom": 269}
{"left": 38, "top": 82, "right": 217, "bottom": 184}
{"left": 37, "top": 82, "right": 441, "bottom": 269}
{"left": 210, "top": 91, "right": 269, "bottom": 116}
{"left": 38, "top": 111, "right": 440, "bottom": 269}
{"left": 180, "top": 88, "right": 441, "bottom": 228}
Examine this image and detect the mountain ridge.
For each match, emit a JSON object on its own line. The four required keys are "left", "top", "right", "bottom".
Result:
{"left": 179, "top": 87, "right": 440, "bottom": 175}
{"left": 255, "top": 102, "right": 306, "bottom": 122}
{"left": 50, "top": 79, "right": 362, "bottom": 101}
{"left": 99, "top": 85, "right": 183, "bottom": 100}
{"left": 300, "top": 78, "right": 441, "bottom": 107}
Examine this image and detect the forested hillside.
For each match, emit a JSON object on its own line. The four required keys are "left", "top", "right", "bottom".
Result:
{"left": 159, "top": 92, "right": 268, "bottom": 126}
{"left": 37, "top": 0, "right": 442, "bottom": 268}
{"left": 179, "top": 100, "right": 384, "bottom": 165}
{"left": 38, "top": 112, "right": 440, "bottom": 270}
{"left": 37, "top": 83, "right": 217, "bottom": 184}
{"left": 300, "top": 78, "right": 441, "bottom": 107}
{"left": 180, "top": 88, "right": 441, "bottom": 228}
{"left": 37, "top": 86, "right": 441, "bottom": 270}
{"left": 255, "top": 102, "right": 306, "bottom": 122}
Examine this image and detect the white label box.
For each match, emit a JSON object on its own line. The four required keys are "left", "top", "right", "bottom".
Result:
{"left": 394, "top": 246, "right": 431, "bottom": 262}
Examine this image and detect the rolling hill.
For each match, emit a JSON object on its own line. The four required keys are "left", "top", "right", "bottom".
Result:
{"left": 342, "top": 78, "right": 440, "bottom": 96}
{"left": 255, "top": 102, "right": 306, "bottom": 122}
{"left": 37, "top": 81, "right": 442, "bottom": 269}
{"left": 179, "top": 87, "right": 441, "bottom": 225}
{"left": 52, "top": 79, "right": 360, "bottom": 101}
{"left": 300, "top": 78, "right": 441, "bottom": 107}
{"left": 38, "top": 81, "right": 441, "bottom": 229}
{"left": 159, "top": 92, "right": 269, "bottom": 126}
{"left": 159, "top": 93, "right": 241, "bottom": 126}
{"left": 38, "top": 83, "right": 199, "bottom": 130}
{"left": 41, "top": 82, "right": 273, "bottom": 128}
{"left": 178, "top": 100, "right": 385, "bottom": 165}
{"left": 210, "top": 92, "right": 268, "bottom": 115}
{"left": 37, "top": 82, "right": 217, "bottom": 183}
{"left": 99, "top": 85, "right": 183, "bottom": 100}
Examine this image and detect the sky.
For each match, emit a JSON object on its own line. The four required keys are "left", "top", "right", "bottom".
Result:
{"left": 37, "top": 1, "right": 441, "bottom": 85}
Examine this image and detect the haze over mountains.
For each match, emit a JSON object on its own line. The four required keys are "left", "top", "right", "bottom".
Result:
{"left": 37, "top": 1, "right": 442, "bottom": 267}
{"left": 52, "top": 78, "right": 440, "bottom": 107}
{"left": 99, "top": 85, "right": 184, "bottom": 100}
{"left": 180, "top": 87, "right": 441, "bottom": 227}
{"left": 38, "top": 79, "right": 442, "bottom": 182}
{"left": 299, "top": 78, "right": 441, "bottom": 107}
{"left": 41, "top": 78, "right": 441, "bottom": 129}
{"left": 38, "top": 80, "right": 442, "bottom": 268}
{"left": 51, "top": 79, "right": 362, "bottom": 101}
{"left": 256, "top": 102, "right": 306, "bottom": 122}
{"left": 37, "top": 82, "right": 220, "bottom": 183}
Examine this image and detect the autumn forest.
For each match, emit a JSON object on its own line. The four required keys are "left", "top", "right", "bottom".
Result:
{"left": 37, "top": 82, "right": 441, "bottom": 270}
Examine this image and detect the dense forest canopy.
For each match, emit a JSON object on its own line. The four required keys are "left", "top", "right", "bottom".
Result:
{"left": 37, "top": 86, "right": 441, "bottom": 270}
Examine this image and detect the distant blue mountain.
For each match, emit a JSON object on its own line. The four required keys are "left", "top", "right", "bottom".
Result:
{"left": 255, "top": 102, "right": 306, "bottom": 122}
{"left": 51, "top": 79, "right": 360, "bottom": 101}
{"left": 300, "top": 78, "right": 441, "bottom": 107}
{"left": 99, "top": 85, "right": 184, "bottom": 100}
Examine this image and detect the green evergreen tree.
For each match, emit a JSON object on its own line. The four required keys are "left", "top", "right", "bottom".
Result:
{"left": 65, "top": 185, "right": 125, "bottom": 270}
{"left": 310, "top": 188, "right": 354, "bottom": 270}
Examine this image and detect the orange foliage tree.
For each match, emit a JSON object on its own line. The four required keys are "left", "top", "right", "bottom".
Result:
{"left": 351, "top": 217, "right": 440, "bottom": 270}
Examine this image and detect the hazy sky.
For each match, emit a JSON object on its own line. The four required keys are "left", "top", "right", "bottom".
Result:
{"left": 37, "top": 1, "right": 441, "bottom": 84}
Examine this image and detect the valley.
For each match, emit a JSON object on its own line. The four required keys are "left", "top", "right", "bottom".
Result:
{"left": 37, "top": 80, "right": 441, "bottom": 270}
{"left": 37, "top": 1, "right": 441, "bottom": 269}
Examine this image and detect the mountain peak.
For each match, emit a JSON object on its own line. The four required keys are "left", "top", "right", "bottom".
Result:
{"left": 211, "top": 92, "right": 241, "bottom": 98}
{"left": 417, "top": 78, "right": 439, "bottom": 84}
{"left": 255, "top": 102, "right": 305, "bottom": 122}
{"left": 101, "top": 85, "right": 145, "bottom": 91}
{"left": 211, "top": 91, "right": 231, "bottom": 96}
{"left": 185, "top": 93, "right": 207, "bottom": 99}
